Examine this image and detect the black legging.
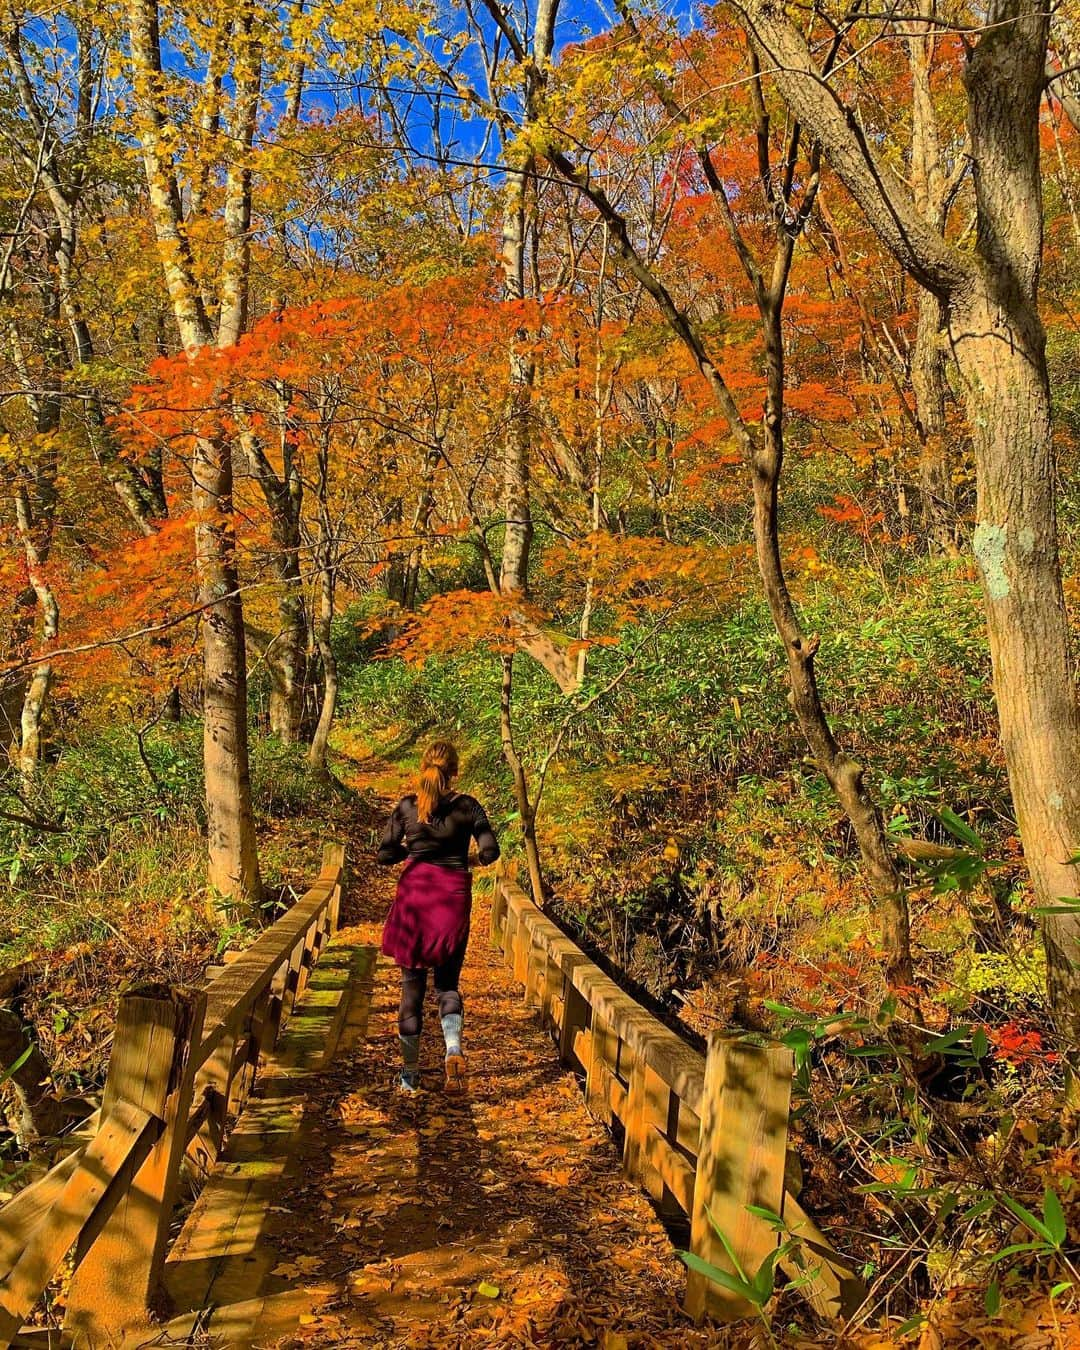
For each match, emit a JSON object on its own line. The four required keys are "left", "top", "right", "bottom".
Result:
{"left": 398, "top": 950, "right": 465, "bottom": 1037}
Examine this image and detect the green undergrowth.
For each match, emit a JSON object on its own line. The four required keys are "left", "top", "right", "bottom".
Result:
{"left": 337, "top": 566, "right": 1035, "bottom": 1022}
{"left": 0, "top": 727, "right": 370, "bottom": 1092}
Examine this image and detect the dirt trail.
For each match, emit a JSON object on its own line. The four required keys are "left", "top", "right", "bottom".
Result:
{"left": 250, "top": 762, "right": 730, "bottom": 1348}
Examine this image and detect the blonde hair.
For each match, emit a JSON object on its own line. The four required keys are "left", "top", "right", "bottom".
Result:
{"left": 415, "top": 739, "right": 459, "bottom": 823}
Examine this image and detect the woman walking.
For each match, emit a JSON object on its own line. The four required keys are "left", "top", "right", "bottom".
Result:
{"left": 377, "top": 740, "right": 500, "bottom": 1093}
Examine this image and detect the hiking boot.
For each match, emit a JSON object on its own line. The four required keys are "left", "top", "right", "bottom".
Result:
{"left": 399, "top": 1068, "right": 421, "bottom": 1093}
{"left": 444, "top": 1053, "right": 467, "bottom": 1093}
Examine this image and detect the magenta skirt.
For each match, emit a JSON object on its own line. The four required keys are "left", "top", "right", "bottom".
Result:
{"left": 381, "top": 861, "right": 473, "bottom": 969}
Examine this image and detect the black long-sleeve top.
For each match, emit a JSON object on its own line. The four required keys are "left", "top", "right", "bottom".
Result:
{"left": 376, "top": 793, "right": 500, "bottom": 871}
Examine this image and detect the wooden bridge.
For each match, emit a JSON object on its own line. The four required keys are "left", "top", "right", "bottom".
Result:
{"left": 0, "top": 848, "right": 863, "bottom": 1347}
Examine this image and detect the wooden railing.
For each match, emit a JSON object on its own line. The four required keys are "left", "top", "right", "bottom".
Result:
{"left": 490, "top": 869, "right": 866, "bottom": 1325}
{"left": 0, "top": 843, "right": 346, "bottom": 1349}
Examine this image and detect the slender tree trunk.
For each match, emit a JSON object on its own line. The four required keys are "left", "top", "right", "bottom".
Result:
{"left": 247, "top": 433, "right": 307, "bottom": 744}
{"left": 308, "top": 422, "right": 338, "bottom": 778}
{"left": 13, "top": 239, "right": 62, "bottom": 785}
{"left": 907, "top": 19, "right": 961, "bottom": 556}
{"left": 499, "top": 654, "right": 544, "bottom": 904}
{"left": 500, "top": 164, "right": 535, "bottom": 600}
{"left": 757, "top": 300, "right": 912, "bottom": 983}
{"left": 910, "top": 291, "right": 958, "bottom": 556}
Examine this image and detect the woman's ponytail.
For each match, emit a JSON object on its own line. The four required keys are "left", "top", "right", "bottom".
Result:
{"left": 415, "top": 740, "right": 459, "bottom": 823}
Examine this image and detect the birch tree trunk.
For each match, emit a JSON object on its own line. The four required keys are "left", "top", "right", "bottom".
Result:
{"left": 127, "top": 0, "right": 261, "bottom": 912}
{"left": 13, "top": 236, "right": 63, "bottom": 784}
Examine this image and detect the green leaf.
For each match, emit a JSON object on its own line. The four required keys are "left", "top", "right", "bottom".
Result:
{"left": 896, "top": 1313, "right": 927, "bottom": 1336}
{"left": 986, "top": 1241, "right": 1046, "bottom": 1265}
{"left": 961, "top": 1197, "right": 995, "bottom": 1222}
{"left": 476, "top": 1282, "right": 500, "bottom": 1298}
{"left": 0, "top": 1044, "right": 33, "bottom": 1083}
{"left": 985, "top": 1280, "right": 1000, "bottom": 1316}
{"left": 678, "top": 1251, "right": 762, "bottom": 1306}
{"left": 999, "top": 1193, "right": 1054, "bottom": 1244}
{"left": 971, "top": 1028, "right": 988, "bottom": 1060}
{"left": 936, "top": 807, "right": 983, "bottom": 851}
{"left": 744, "top": 1204, "right": 786, "bottom": 1228}
{"left": 750, "top": 1248, "right": 780, "bottom": 1303}
{"left": 925, "top": 1026, "right": 972, "bottom": 1055}
{"left": 707, "top": 1210, "right": 751, "bottom": 1282}
{"left": 1042, "top": 1189, "right": 1067, "bottom": 1248}
{"left": 1051, "top": 1281, "right": 1074, "bottom": 1299}
{"left": 762, "top": 999, "right": 810, "bottom": 1022}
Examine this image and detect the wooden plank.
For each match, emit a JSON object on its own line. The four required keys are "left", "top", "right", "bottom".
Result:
{"left": 0, "top": 1152, "right": 82, "bottom": 1282}
{"left": 780, "top": 1192, "right": 866, "bottom": 1320}
{"left": 684, "top": 1035, "right": 793, "bottom": 1323}
{"left": 571, "top": 1025, "right": 591, "bottom": 1074}
{"left": 0, "top": 1102, "right": 158, "bottom": 1346}
{"left": 643, "top": 1126, "right": 695, "bottom": 1214}
{"left": 187, "top": 1033, "right": 235, "bottom": 1178}
{"left": 65, "top": 986, "right": 205, "bottom": 1346}
{"left": 625, "top": 1059, "right": 670, "bottom": 1204}
{"left": 585, "top": 1015, "right": 617, "bottom": 1126}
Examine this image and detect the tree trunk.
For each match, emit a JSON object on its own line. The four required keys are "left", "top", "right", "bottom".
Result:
{"left": 247, "top": 434, "right": 307, "bottom": 745}
{"left": 127, "top": 0, "right": 261, "bottom": 915}
{"left": 953, "top": 285, "right": 1080, "bottom": 1058}
{"left": 194, "top": 442, "right": 261, "bottom": 910}
{"left": 906, "top": 19, "right": 961, "bottom": 556}
{"left": 952, "top": 6, "right": 1080, "bottom": 1069}
{"left": 910, "top": 291, "right": 959, "bottom": 556}
{"left": 0, "top": 1007, "right": 66, "bottom": 1143}
{"left": 500, "top": 654, "right": 544, "bottom": 906}
{"left": 308, "top": 567, "right": 338, "bottom": 779}
{"left": 756, "top": 301, "right": 913, "bottom": 985}
{"left": 13, "top": 237, "right": 63, "bottom": 785}
{"left": 308, "top": 422, "right": 338, "bottom": 778}
{"left": 499, "top": 163, "right": 535, "bottom": 601}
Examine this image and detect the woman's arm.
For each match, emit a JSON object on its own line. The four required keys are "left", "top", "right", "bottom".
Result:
{"left": 376, "top": 802, "right": 408, "bottom": 865}
{"left": 470, "top": 799, "right": 500, "bottom": 866}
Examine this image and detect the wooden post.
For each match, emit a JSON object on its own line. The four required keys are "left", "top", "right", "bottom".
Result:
{"left": 65, "top": 985, "right": 205, "bottom": 1345}
{"left": 186, "top": 1031, "right": 234, "bottom": 1176}
{"left": 489, "top": 874, "right": 507, "bottom": 946}
{"left": 524, "top": 925, "right": 545, "bottom": 1008}
{"left": 539, "top": 946, "right": 560, "bottom": 1032}
{"left": 684, "top": 1034, "right": 793, "bottom": 1323}
{"left": 323, "top": 843, "right": 345, "bottom": 929}
{"left": 501, "top": 904, "right": 517, "bottom": 967}
{"left": 585, "top": 1015, "right": 617, "bottom": 1126}
{"left": 511, "top": 909, "right": 529, "bottom": 988}
{"left": 558, "top": 978, "right": 589, "bottom": 1069}
{"left": 624, "top": 1058, "right": 669, "bottom": 1204}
